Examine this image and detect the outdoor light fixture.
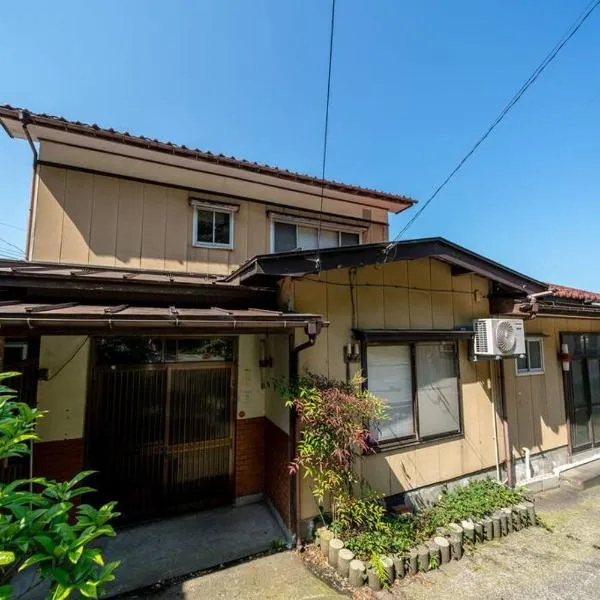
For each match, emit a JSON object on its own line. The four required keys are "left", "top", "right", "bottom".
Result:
{"left": 344, "top": 342, "right": 361, "bottom": 363}
{"left": 558, "top": 343, "right": 570, "bottom": 372}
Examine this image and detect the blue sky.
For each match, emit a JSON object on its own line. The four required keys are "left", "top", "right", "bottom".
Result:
{"left": 1, "top": 1, "right": 599, "bottom": 288}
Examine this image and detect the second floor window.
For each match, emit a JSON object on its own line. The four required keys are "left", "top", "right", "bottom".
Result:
{"left": 272, "top": 220, "right": 360, "bottom": 253}
{"left": 193, "top": 205, "right": 234, "bottom": 249}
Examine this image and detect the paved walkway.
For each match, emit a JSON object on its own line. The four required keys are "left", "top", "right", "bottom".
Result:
{"left": 116, "top": 484, "right": 600, "bottom": 600}
{"left": 148, "top": 552, "right": 343, "bottom": 600}
{"left": 102, "top": 501, "right": 287, "bottom": 597}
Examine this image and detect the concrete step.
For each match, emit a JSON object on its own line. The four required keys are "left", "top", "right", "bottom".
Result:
{"left": 560, "top": 459, "right": 600, "bottom": 490}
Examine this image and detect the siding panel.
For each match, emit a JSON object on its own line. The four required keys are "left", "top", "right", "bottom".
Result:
{"left": 164, "top": 189, "right": 189, "bottom": 271}
{"left": 115, "top": 179, "right": 143, "bottom": 267}
{"left": 140, "top": 184, "right": 167, "bottom": 270}
{"left": 88, "top": 175, "right": 119, "bottom": 266}
{"left": 33, "top": 166, "right": 66, "bottom": 262}
{"left": 60, "top": 170, "right": 93, "bottom": 264}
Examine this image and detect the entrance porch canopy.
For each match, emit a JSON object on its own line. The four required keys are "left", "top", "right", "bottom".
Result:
{"left": 0, "top": 302, "right": 325, "bottom": 335}
{"left": 0, "top": 259, "right": 326, "bottom": 336}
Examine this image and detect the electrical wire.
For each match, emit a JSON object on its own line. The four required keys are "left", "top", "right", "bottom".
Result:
{"left": 0, "top": 237, "right": 25, "bottom": 255}
{"left": 46, "top": 337, "right": 89, "bottom": 381}
{"left": 299, "top": 274, "right": 487, "bottom": 296}
{"left": 0, "top": 222, "right": 25, "bottom": 232}
{"left": 314, "top": 0, "right": 337, "bottom": 266}
{"left": 385, "top": 0, "right": 600, "bottom": 255}
{"left": 0, "top": 249, "right": 25, "bottom": 260}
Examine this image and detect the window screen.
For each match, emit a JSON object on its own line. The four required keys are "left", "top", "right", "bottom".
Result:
{"left": 297, "top": 226, "right": 318, "bottom": 250}
{"left": 367, "top": 345, "right": 414, "bottom": 440}
{"left": 273, "top": 222, "right": 297, "bottom": 252}
{"left": 319, "top": 229, "right": 338, "bottom": 248}
{"left": 416, "top": 342, "right": 460, "bottom": 437}
{"left": 516, "top": 338, "right": 544, "bottom": 374}
{"left": 341, "top": 232, "right": 360, "bottom": 246}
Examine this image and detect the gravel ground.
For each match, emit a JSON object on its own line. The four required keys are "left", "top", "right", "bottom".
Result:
{"left": 375, "top": 484, "right": 600, "bottom": 600}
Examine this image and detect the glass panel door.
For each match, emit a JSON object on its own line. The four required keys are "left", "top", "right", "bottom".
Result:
{"left": 588, "top": 359, "right": 600, "bottom": 444}
{"left": 571, "top": 360, "right": 591, "bottom": 449}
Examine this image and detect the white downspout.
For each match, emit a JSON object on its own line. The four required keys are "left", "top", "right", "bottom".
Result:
{"left": 490, "top": 363, "right": 501, "bottom": 481}
{"left": 522, "top": 447, "right": 531, "bottom": 481}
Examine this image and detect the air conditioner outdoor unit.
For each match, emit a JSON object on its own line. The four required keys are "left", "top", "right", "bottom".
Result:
{"left": 473, "top": 318, "right": 526, "bottom": 359}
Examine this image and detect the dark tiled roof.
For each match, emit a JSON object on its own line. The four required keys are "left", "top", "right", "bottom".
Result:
{"left": 0, "top": 301, "right": 326, "bottom": 331}
{"left": 550, "top": 284, "right": 600, "bottom": 303}
{"left": 0, "top": 259, "right": 226, "bottom": 288}
{"left": 0, "top": 105, "right": 416, "bottom": 208}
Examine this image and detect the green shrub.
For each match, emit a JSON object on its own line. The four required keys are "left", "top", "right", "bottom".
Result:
{"left": 339, "top": 478, "right": 524, "bottom": 560}
{"left": 418, "top": 478, "right": 524, "bottom": 538}
{"left": 0, "top": 372, "right": 120, "bottom": 600}
{"left": 344, "top": 515, "right": 415, "bottom": 560}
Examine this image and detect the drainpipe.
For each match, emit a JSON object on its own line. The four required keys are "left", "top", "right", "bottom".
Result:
{"left": 498, "top": 360, "right": 514, "bottom": 487}
{"left": 19, "top": 110, "right": 38, "bottom": 261}
{"left": 289, "top": 321, "right": 321, "bottom": 549}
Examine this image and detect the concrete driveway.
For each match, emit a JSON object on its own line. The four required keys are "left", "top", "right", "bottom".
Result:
{"left": 146, "top": 552, "right": 343, "bottom": 600}
{"left": 128, "top": 484, "right": 600, "bottom": 600}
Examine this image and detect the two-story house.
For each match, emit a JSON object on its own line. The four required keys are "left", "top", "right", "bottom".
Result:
{"left": 3, "top": 105, "right": 600, "bottom": 550}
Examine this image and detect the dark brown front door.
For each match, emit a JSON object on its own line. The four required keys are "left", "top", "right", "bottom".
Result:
{"left": 86, "top": 337, "right": 235, "bottom": 522}
{"left": 563, "top": 334, "right": 600, "bottom": 452}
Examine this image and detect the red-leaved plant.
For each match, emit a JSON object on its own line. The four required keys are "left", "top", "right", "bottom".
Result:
{"left": 279, "top": 372, "right": 386, "bottom": 516}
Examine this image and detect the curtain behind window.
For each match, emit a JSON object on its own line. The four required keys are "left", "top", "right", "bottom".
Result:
{"left": 367, "top": 345, "right": 414, "bottom": 440}
{"left": 416, "top": 343, "right": 460, "bottom": 437}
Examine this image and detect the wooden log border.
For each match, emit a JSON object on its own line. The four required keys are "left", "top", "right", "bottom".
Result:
{"left": 313, "top": 502, "right": 538, "bottom": 588}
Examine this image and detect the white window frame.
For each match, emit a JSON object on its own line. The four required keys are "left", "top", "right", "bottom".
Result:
{"left": 191, "top": 200, "right": 238, "bottom": 250}
{"left": 515, "top": 336, "right": 545, "bottom": 376}
{"left": 269, "top": 215, "right": 363, "bottom": 253}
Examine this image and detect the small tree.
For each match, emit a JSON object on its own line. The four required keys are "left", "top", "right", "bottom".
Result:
{"left": 0, "top": 372, "right": 119, "bottom": 600}
{"left": 280, "top": 373, "right": 386, "bottom": 523}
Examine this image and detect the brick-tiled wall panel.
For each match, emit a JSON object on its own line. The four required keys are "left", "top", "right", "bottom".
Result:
{"left": 33, "top": 438, "right": 84, "bottom": 481}
{"left": 265, "top": 419, "right": 291, "bottom": 527}
{"left": 235, "top": 417, "right": 265, "bottom": 497}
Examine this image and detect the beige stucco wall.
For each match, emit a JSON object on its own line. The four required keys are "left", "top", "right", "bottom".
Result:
{"left": 265, "top": 334, "right": 291, "bottom": 434}
{"left": 237, "top": 335, "right": 266, "bottom": 420}
{"left": 36, "top": 336, "right": 90, "bottom": 442}
{"left": 290, "top": 258, "right": 503, "bottom": 518}
{"left": 30, "top": 161, "right": 389, "bottom": 274}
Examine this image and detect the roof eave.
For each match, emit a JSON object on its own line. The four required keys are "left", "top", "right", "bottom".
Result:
{"left": 228, "top": 238, "right": 548, "bottom": 295}
{"left": 0, "top": 106, "right": 416, "bottom": 212}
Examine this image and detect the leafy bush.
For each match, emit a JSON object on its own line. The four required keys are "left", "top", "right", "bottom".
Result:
{"left": 0, "top": 372, "right": 120, "bottom": 599}
{"left": 345, "top": 517, "right": 415, "bottom": 560}
{"left": 279, "top": 373, "right": 386, "bottom": 508}
{"left": 340, "top": 478, "right": 524, "bottom": 561}
{"left": 333, "top": 495, "right": 387, "bottom": 534}
{"left": 418, "top": 478, "right": 524, "bottom": 538}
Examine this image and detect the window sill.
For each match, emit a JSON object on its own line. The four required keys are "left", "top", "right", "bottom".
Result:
{"left": 368, "top": 431, "right": 464, "bottom": 454}
{"left": 515, "top": 370, "right": 545, "bottom": 377}
{"left": 192, "top": 242, "right": 234, "bottom": 251}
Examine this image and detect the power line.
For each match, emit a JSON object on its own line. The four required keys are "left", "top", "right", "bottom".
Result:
{"left": 0, "top": 246, "right": 24, "bottom": 259}
{"left": 0, "top": 237, "right": 25, "bottom": 255}
{"left": 0, "top": 222, "right": 25, "bottom": 232}
{"left": 385, "top": 0, "right": 600, "bottom": 255}
{"left": 315, "top": 0, "right": 337, "bottom": 265}
{"left": 300, "top": 275, "right": 486, "bottom": 296}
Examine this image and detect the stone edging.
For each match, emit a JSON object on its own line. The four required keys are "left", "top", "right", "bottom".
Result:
{"left": 315, "top": 501, "right": 536, "bottom": 591}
